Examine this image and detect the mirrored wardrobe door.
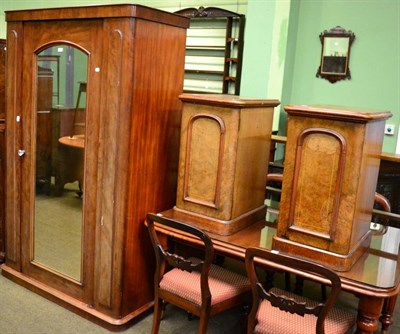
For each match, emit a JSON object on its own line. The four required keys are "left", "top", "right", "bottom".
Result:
{"left": 17, "top": 39, "right": 99, "bottom": 300}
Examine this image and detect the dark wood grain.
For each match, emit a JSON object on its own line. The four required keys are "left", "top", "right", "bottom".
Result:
{"left": 0, "top": 39, "right": 5, "bottom": 120}
{"left": 0, "top": 39, "right": 5, "bottom": 262}
{"left": 0, "top": 120, "right": 4, "bottom": 263}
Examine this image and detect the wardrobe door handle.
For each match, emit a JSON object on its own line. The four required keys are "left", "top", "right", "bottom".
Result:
{"left": 18, "top": 149, "right": 25, "bottom": 157}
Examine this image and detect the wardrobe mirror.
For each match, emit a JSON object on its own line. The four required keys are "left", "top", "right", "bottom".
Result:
{"left": 33, "top": 45, "right": 87, "bottom": 282}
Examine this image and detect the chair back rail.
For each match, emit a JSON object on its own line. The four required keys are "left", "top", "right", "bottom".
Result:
{"left": 147, "top": 212, "right": 214, "bottom": 307}
{"left": 245, "top": 247, "right": 342, "bottom": 334}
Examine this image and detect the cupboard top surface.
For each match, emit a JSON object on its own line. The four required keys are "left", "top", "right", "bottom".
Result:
{"left": 5, "top": 4, "right": 189, "bottom": 28}
{"left": 179, "top": 93, "right": 280, "bottom": 108}
{"left": 285, "top": 104, "right": 392, "bottom": 123}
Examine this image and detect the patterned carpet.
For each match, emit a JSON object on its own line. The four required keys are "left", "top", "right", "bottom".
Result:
{"left": 34, "top": 182, "right": 82, "bottom": 281}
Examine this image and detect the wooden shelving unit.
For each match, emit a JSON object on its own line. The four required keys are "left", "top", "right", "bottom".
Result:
{"left": 176, "top": 6, "right": 245, "bottom": 95}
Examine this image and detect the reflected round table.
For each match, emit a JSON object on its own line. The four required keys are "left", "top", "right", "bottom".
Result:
{"left": 54, "top": 135, "right": 84, "bottom": 196}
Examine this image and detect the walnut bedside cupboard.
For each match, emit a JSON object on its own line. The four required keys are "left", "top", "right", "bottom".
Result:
{"left": 173, "top": 94, "right": 280, "bottom": 236}
{"left": 273, "top": 105, "right": 392, "bottom": 271}
{"left": 2, "top": 4, "right": 189, "bottom": 329}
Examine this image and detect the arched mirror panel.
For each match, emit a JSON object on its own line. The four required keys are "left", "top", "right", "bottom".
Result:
{"left": 34, "top": 44, "right": 88, "bottom": 282}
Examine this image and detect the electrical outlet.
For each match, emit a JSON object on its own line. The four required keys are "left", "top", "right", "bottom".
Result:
{"left": 385, "top": 124, "right": 395, "bottom": 136}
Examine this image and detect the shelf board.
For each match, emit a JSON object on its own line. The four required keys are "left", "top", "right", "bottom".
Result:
{"left": 183, "top": 88, "right": 221, "bottom": 94}
{"left": 185, "top": 69, "right": 224, "bottom": 75}
{"left": 186, "top": 45, "right": 225, "bottom": 50}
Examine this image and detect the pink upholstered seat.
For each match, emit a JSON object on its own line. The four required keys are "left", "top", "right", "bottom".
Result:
{"left": 160, "top": 260, "right": 251, "bottom": 306}
{"left": 245, "top": 247, "right": 357, "bottom": 334}
{"left": 254, "top": 288, "right": 356, "bottom": 334}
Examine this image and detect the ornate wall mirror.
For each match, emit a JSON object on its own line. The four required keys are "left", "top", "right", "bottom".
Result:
{"left": 316, "top": 26, "right": 355, "bottom": 83}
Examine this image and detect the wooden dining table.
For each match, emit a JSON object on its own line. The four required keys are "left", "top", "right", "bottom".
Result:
{"left": 151, "top": 208, "right": 400, "bottom": 334}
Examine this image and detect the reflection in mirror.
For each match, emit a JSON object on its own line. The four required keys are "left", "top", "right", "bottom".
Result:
{"left": 316, "top": 26, "right": 355, "bottom": 83}
{"left": 34, "top": 45, "right": 87, "bottom": 281}
{"left": 321, "top": 37, "right": 349, "bottom": 74}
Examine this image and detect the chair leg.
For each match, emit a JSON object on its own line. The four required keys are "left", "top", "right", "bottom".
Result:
{"left": 284, "top": 272, "right": 291, "bottom": 291}
{"left": 187, "top": 311, "right": 194, "bottom": 321}
{"left": 151, "top": 297, "right": 163, "bottom": 334}
{"left": 321, "top": 284, "right": 327, "bottom": 301}
{"left": 264, "top": 269, "right": 275, "bottom": 290}
{"left": 198, "top": 310, "right": 210, "bottom": 334}
{"left": 294, "top": 275, "right": 304, "bottom": 295}
{"left": 160, "top": 300, "right": 166, "bottom": 320}
{"left": 241, "top": 303, "right": 250, "bottom": 334}
{"left": 215, "top": 254, "right": 225, "bottom": 266}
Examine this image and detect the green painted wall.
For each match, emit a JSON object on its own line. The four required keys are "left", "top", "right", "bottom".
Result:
{"left": 240, "top": 0, "right": 275, "bottom": 99}
{"left": 281, "top": 0, "right": 400, "bottom": 153}
{"left": 0, "top": 0, "right": 247, "bottom": 37}
{"left": 2, "top": 0, "right": 397, "bottom": 152}
{"left": 240, "top": 0, "right": 291, "bottom": 131}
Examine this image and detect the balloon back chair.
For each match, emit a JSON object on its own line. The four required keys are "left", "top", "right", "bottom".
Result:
{"left": 245, "top": 247, "right": 356, "bottom": 334}
{"left": 146, "top": 212, "right": 251, "bottom": 334}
